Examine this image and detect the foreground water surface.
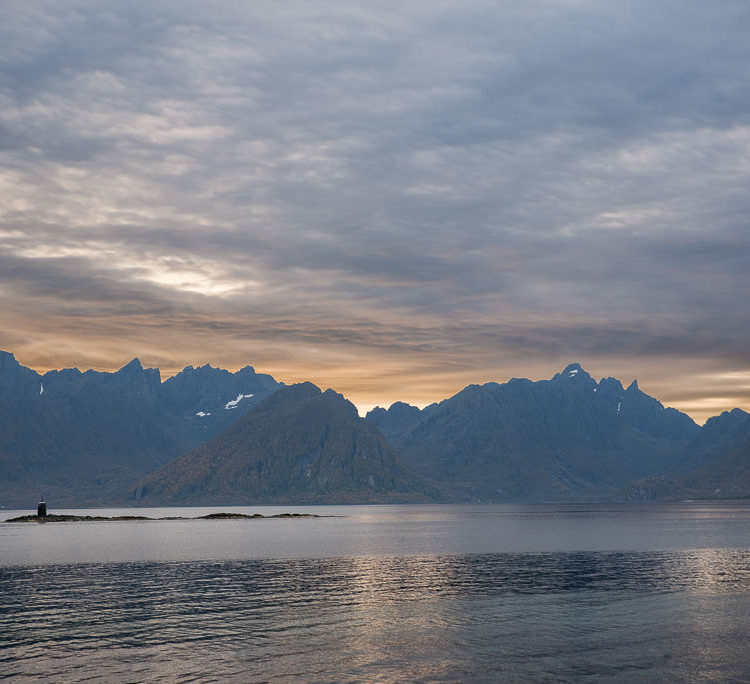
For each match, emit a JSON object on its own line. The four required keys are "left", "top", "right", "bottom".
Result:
{"left": 2, "top": 502, "right": 750, "bottom": 682}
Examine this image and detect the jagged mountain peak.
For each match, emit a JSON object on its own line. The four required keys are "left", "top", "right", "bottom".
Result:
{"left": 598, "top": 377, "right": 625, "bottom": 394}
{"left": 117, "top": 357, "right": 144, "bottom": 373}
{"left": 389, "top": 401, "right": 421, "bottom": 413}
{"left": 702, "top": 407, "right": 749, "bottom": 432}
{"left": 113, "top": 357, "right": 161, "bottom": 387}
{"left": 174, "top": 363, "right": 225, "bottom": 377}
{"left": 551, "top": 362, "right": 594, "bottom": 384}
{"left": 179, "top": 363, "right": 213, "bottom": 373}
{"left": 174, "top": 363, "right": 258, "bottom": 378}
{"left": 366, "top": 401, "right": 424, "bottom": 439}
{"left": 250, "top": 382, "right": 360, "bottom": 417}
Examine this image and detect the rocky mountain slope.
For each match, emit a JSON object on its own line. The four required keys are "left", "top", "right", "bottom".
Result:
{"left": 0, "top": 351, "right": 279, "bottom": 507}
{"left": 618, "top": 409, "right": 750, "bottom": 500}
{"left": 366, "top": 363, "right": 699, "bottom": 502}
{"left": 130, "top": 383, "right": 433, "bottom": 505}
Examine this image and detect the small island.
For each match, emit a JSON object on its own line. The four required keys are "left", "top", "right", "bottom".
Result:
{"left": 4, "top": 512, "right": 323, "bottom": 523}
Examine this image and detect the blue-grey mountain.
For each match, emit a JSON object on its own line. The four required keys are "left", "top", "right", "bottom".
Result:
{"left": 366, "top": 364, "right": 699, "bottom": 501}
{"left": 130, "top": 383, "right": 433, "bottom": 505}
{"left": 618, "top": 409, "right": 750, "bottom": 500}
{"left": 0, "top": 351, "right": 279, "bottom": 507}
{"left": 2, "top": 352, "right": 749, "bottom": 506}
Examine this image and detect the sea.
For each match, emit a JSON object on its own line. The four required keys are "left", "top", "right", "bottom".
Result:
{"left": 2, "top": 502, "right": 750, "bottom": 682}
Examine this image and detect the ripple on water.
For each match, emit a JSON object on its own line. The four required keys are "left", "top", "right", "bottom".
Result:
{"left": 2, "top": 550, "right": 750, "bottom": 682}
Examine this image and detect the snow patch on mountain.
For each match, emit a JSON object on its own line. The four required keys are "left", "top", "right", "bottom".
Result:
{"left": 225, "top": 393, "right": 254, "bottom": 410}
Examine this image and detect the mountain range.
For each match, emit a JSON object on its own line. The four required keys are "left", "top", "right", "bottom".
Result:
{"left": 618, "top": 408, "right": 750, "bottom": 501}
{"left": 366, "top": 363, "right": 701, "bottom": 502}
{"left": 0, "top": 351, "right": 278, "bottom": 506}
{"left": 1, "top": 351, "right": 748, "bottom": 507}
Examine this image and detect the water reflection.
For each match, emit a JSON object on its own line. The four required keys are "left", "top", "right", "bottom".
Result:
{"left": 3, "top": 550, "right": 750, "bottom": 681}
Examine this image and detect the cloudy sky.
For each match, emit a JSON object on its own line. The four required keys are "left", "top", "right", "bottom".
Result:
{"left": 1, "top": 0, "right": 749, "bottom": 422}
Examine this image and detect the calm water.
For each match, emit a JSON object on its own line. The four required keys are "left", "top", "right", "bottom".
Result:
{"left": 2, "top": 502, "right": 750, "bottom": 682}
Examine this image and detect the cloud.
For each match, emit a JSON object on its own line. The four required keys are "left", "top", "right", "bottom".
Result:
{"left": 1, "top": 0, "right": 749, "bottom": 422}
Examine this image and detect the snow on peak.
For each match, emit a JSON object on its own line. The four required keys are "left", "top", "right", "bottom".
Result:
{"left": 224, "top": 393, "right": 254, "bottom": 410}
{"left": 39, "top": 383, "right": 44, "bottom": 395}
{"left": 617, "top": 402, "right": 621, "bottom": 413}
{"left": 568, "top": 369, "right": 579, "bottom": 377}
{"left": 195, "top": 411, "right": 211, "bottom": 417}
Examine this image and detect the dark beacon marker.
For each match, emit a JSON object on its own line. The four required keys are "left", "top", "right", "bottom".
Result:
{"left": 37, "top": 496, "right": 47, "bottom": 518}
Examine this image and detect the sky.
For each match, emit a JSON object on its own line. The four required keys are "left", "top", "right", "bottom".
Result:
{"left": 1, "top": 0, "right": 749, "bottom": 424}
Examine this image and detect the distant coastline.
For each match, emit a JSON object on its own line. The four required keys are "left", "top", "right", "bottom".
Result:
{"left": 3, "top": 512, "right": 323, "bottom": 523}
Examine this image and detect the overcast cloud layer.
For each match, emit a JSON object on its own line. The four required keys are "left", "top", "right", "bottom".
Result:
{"left": 1, "top": 0, "right": 749, "bottom": 421}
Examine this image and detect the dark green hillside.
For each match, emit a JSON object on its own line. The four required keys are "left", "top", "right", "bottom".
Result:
{"left": 130, "top": 383, "right": 434, "bottom": 505}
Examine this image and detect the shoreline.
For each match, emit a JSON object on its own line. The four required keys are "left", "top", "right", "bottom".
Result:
{"left": 3, "top": 512, "right": 324, "bottom": 523}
